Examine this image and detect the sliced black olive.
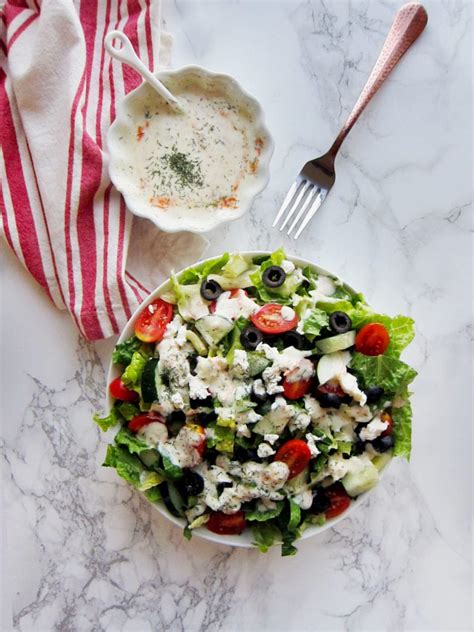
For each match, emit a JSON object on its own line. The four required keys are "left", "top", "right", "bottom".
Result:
{"left": 160, "top": 482, "right": 183, "bottom": 518}
{"left": 365, "top": 386, "right": 385, "bottom": 404}
{"left": 329, "top": 311, "right": 352, "bottom": 334}
{"left": 243, "top": 286, "right": 258, "bottom": 298}
{"left": 200, "top": 278, "right": 223, "bottom": 301}
{"left": 371, "top": 435, "right": 394, "bottom": 453}
{"left": 188, "top": 354, "right": 198, "bottom": 373}
{"left": 234, "top": 445, "right": 261, "bottom": 463}
{"left": 240, "top": 326, "right": 264, "bottom": 351}
{"left": 190, "top": 395, "right": 214, "bottom": 409}
{"left": 282, "top": 330, "right": 306, "bottom": 350}
{"left": 352, "top": 439, "right": 366, "bottom": 455}
{"left": 197, "top": 410, "right": 217, "bottom": 425}
{"left": 315, "top": 391, "right": 343, "bottom": 409}
{"left": 216, "top": 481, "right": 233, "bottom": 495}
{"left": 310, "top": 488, "right": 331, "bottom": 513}
{"left": 262, "top": 265, "right": 286, "bottom": 288}
{"left": 179, "top": 470, "right": 205, "bottom": 496}
{"left": 167, "top": 410, "right": 186, "bottom": 436}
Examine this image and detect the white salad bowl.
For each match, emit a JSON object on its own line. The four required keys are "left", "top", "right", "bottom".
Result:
{"left": 106, "top": 252, "right": 392, "bottom": 550}
{"left": 106, "top": 66, "right": 274, "bottom": 234}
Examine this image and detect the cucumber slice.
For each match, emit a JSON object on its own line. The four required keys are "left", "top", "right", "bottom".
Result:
{"left": 185, "top": 330, "right": 207, "bottom": 356}
{"left": 341, "top": 461, "right": 379, "bottom": 497}
{"left": 316, "top": 351, "right": 351, "bottom": 385}
{"left": 141, "top": 358, "right": 158, "bottom": 403}
{"left": 139, "top": 449, "right": 160, "bottom": 469}
{"left": 372, "top": 451, "right": 393, "bottom": 472}
{"left": 247, "top": 351, "right": 271, "bottom": 377}
{"left": 195, "top": 314, "right": 234, "bottom": 346}
{"left": 315, "top": 331, "right": 356, "bottom": 354}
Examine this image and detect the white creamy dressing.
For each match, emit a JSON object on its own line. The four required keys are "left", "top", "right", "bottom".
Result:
{"left": 213, "top": 290, "right": 259, "bottom": 321}
{"left": 130, "top": 76, "right": 264, "bottom": 221}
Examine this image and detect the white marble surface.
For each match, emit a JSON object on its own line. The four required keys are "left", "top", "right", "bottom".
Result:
{"left": 1, "top": 1, "right": 472, "bottom": 630}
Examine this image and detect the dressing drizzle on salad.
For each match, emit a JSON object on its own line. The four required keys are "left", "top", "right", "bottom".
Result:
{"left": 94, "top": 250, "right": 417, "bottom": 556}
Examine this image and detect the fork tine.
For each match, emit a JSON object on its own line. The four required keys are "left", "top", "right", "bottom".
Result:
{"left": 294, "top": 190, "right": 324, "bottom": 240}
{"left": 287, "top": 185, "right": 317, "bottom": 236}
{"left": 272, "top": 181, "right": 299, "bottom": 228}
{"left": 280, "top": 180, "right": 310, "bottom": 231}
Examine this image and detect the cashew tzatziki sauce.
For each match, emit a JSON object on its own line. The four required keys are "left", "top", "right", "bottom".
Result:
{"left": 128, "top": 74, "right": 265, "bottom": 221}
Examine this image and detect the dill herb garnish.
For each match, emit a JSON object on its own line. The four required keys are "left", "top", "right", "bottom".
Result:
{"left": 160, "top": 146, "right": 204, "bottom": 189}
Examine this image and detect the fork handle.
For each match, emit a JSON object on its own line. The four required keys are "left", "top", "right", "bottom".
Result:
{"left": 329, "top": 3, "right": 428, "bottom": 157}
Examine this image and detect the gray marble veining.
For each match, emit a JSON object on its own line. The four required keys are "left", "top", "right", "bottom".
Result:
{"left": 1, "top": 1, "right": 472, "bottom": 630}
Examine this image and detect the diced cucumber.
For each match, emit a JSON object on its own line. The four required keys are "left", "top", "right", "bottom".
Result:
{"left": 315, "top": 331, "right": 356, "bottom": 354}
{"left": 316, "top": 350, "right": 351, "bottom": 385}
{"left": 185, "top": 330, "right": 207, "bottom": 356}
{"left": 141, "top": 358, "right": 158, "bottom": 403}
{"left": 195, "top": 314, "right": 234, "bottom": 346}
{"left": 139, "top": 449, "right": 160, "bottom": 469}
{"left": 253, "top": 407, "right": 290, "bottom": 435}
{"left": 247, "top": 351, "right": 271, "bottom": 377}
{"left": 372, "top": 451, "right": 393, "bottom": 472}
{"left": 342, "top": 461, "right": 379, "bottom": 497}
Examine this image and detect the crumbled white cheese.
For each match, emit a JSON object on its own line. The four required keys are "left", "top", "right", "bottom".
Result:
{"left": 285, "top": 359, "right": 315, "bottom": 383}
{"left": 304, "top": 395, "right": 325, "bottom": 421}
{"left": 214, "top": 290, "right": 259, "bottom": 321}
{"left": 359, "top": 416, "right": 389, "bottom": 441}
{"left": 170, "top": 391, "right": 185, "bottom": 408}
{"left": 236, "top": 423, "right": 251, "bottom": 438}
{"left": 327, "top": 454, "right": 351, "bottom": 481}
{"left": 281, "top": 259, "right": 295, "bottom": 274}
{"left": 188, "top": 374, "right": 210, "bottom": 400}
{"left": 281, "top": 306, "right": 296, "bottom": 321}
{"left": 253, "top": 379, "right": 266, "bottom": 398}
{"left": 247, "top": 410, "right": 262, "bottom": 424}
{"left": 305, "top": 433, "right": 320, "bottom": 458}
{"left": 293, "top": 489, "right": 313, "bottom": 510}
{"left": 264, "top": 433, "right": 279, "bottom": 445}
{"left": 259, "top": 343, "right": 312, "bottom": 395}
{"left": 231, "top": 349, "right": 249, "bottom": 379}
{"left": 193, "top": 356, "right": 248, "bottom": 406}
{"left": 257, "top": 443, "right": 276, "bottom": 458}
{"left": 341, "top": 404, "right": 373, "bottom": 423}
{"left": 289, "top": 410, "right": 311, "bottom": 433}
{"left": 338, "top": 372, "right": 367, "bottom": 405}
{"left": 137, "top": 421, "right": 168, "bottom": 446}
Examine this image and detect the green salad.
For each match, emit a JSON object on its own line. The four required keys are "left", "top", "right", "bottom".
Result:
{"left": 94, "top": 249, "right": 416, "bottom": 556}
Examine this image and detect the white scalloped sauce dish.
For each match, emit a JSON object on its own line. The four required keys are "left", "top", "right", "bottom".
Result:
{"left": 108, "top": 68, "right": 273, "bottom": 233}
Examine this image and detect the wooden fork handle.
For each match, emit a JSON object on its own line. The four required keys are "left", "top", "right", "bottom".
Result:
{"left": 329, "top": 3, "right": 428, "bottom": 156}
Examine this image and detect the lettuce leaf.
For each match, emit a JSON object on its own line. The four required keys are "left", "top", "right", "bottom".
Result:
{"left": 145, "top": 486, "right": 162, "bottom": 502}
{"left": 281, "top": 532, "right": 298, "bottom": 556}
{"left": 350, "top": 352, "right": 417, "bottom": 396}
{"left": 392, "top": 397, "right": 413, "bottom": 459}
{"left": 161, "top": 455, "right": 183, "bottom": 480}
{"left": 287, "top": 500, "right": 302, "bottom": 531}
{"left": 103, "top": 445, "right": 163, "bottom": 490}
{"left": 112, "top": 335, "right": 142, "bottom": 365}
{"left": 93, "top": 407, "right": 122, "bottom": 432}
{"left": 317, "top": 301, "right": 415, "bottom": 359}
{"left": 221, "top": 253, "right": 249, "bottom": 278}
{"left": 302, "top": 308, "right": 329, "bottom": 338}
{"left": 116, "top": 402, "right": 140, "bottom": 421}
{"left": 251, "top": 523, "right": 281, "bottom": 552}
{"left": 245, "top": 501, "right": 284, "bottom": 522}
{"left": 121, "top": 351, "right": 148, "bottom": 388}
{"left": 114, "top": 427, "right": 150, "bottom": 454}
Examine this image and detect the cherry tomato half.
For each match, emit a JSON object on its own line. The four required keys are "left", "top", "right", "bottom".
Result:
{"left": 251, "top": 303, "right": 298, "bottom": 335}
{"left": 209, "top": 288, "right": 246, "bottom": 314}
{"left": 134, "top": 298, "right": 174, "bottom": 343}
{"left": 315, "top": 381, "right": 347, "bottom": 399}
{"left": 207, "top": 510, "right": 247, "bottom": 535}
{"left": 325, "top": 483, "right": 351, "bottom": 519}
{"left": 355, "top": 323, "right": 390, "bottom": 356}
{"left": 109, "top": 376, "right": 139, "bottom": 402}
{"left": 282, "top": 376, "right": 312, "bottom": 400}
{"left": 274, "top": 439, "right": 311, "bottom": 479}
{"left": 128, "top": 412, "right": 165, "bottom": 433}
{"left": 182, "top": 423, "right": 206, "bottom": 456}
{"left": 380, "top": 411, "right": 393, "bottom": 437}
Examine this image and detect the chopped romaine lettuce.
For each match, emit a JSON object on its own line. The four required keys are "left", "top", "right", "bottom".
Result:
{"left": 251, "top": 522, "right": 281, "bottom": 553}
{"left": 287, "top": 499, "right": 302, "bottom": 531}
{"left": 116, "top": 401, "right": 140, "bottom": 421}
{"left": 350, "top": 352, "right": 417, "bottom": 396}
{"left": 171, "top": 276, "right": 209, "bottom": 321}
{"left": 245, "top": 501, "right": 284, "bottom": 522}
{"left": 103, "top": 445, "right": 162, "bottom": 491}
{"left": 392, "top": 396, "right": 413, "bottom": 459}
{"left": 144, "top": 486, "right": 162, "bottom": 502}
{"left": 302, "top": 307, "right": 330, "bottom": 338}
{"left": 112, "top": 335, "right": 142, "bottom": 365}
{"left": 221, "top": 253, "right": 249, "bottom": 278}
{"left": 93, "top": 407, "right": 122, "bottom": 431}
{"left": 114, "top": 427, "right": 150, "bottom": 454}
{"left": 121, "top": 351, "right": 148, "bottom": 388}
{"left": 162, "top": 455, "right": 183, "bottom": 480}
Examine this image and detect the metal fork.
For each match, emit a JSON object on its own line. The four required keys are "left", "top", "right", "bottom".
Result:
{"left": 273, "top": 2, "right": 428, "bottom": 240}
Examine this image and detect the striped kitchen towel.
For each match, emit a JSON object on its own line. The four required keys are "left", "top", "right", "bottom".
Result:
{"left": 0, "top": 0, "right": 207, "bottom": 340}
